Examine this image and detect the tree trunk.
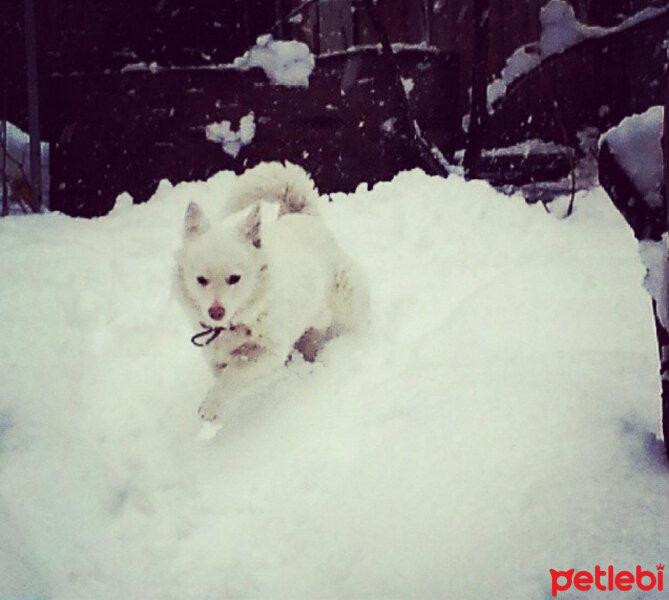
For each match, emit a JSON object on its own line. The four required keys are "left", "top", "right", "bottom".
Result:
{"left": 24, "top": 0, "right": 42, "bottom": 211}
{"left": 463, "top": 0, "right": 490, "bottom": 179}
{"left": 362, "top": 0, "right": 447, "bottom": 177}
{"left": 662, "top": 40, "right": 669, "bottom": 459}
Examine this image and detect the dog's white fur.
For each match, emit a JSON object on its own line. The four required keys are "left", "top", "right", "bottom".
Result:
{"left": 175, "top": 161, "right": 369, "bottom": 421}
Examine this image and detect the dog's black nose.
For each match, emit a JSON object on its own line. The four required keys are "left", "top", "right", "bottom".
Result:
{"left": 208, "top": 303, "right": 225, "bottom": 321}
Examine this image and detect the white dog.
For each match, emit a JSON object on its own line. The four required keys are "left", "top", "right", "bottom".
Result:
{"left": 175, "top": 162, "right": 369, "bottom": 421}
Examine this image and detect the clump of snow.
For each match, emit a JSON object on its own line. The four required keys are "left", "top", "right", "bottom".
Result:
{"left": 380, "top": 117, "right": 397, "bottom": 135}
{"left": 601, "top": 106, "right": 663, "bottom": 208}
{"left": 487, "top": 46, "right": 541, "bottom": 108}
{"left": 400, "top": 76, "right": 414, "bottom": 96}
{"left": 488, "top": 0, "right": 667, "bottom": 110}
{"left": 205, "top": 112, "right": 256, "bottom": 158}
{"left": 121, "top": 61, "right": 161, "bottom": 74}
{"left": 538, "top": 0, "right": 603, "bottom": 57}
{"left": 461, "top": 112, "right": 470, "bottom": 134}
{"left": 233, "top": 34, "right": 315, "bottom": 87}
{"left": 0, "top": 171, "right": 666, "bottom": 598}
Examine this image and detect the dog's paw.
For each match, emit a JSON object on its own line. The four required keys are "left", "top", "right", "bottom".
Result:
{"left": 197, "top": 420, "right": 223, "bottom": 440}
{"left": 198, "top": 397, "right": 220, "bottom": 421}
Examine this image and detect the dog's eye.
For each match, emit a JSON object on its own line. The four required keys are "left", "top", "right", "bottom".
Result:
{"left": 196, "top": 276, "right": 209, "bottom": 286}
{"left": 226, "top": 274, "right": 241, "bottom": 285}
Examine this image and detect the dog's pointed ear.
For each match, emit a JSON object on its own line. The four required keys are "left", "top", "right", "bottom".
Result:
{"left": 184, "top": 202, "right": 209, "bottom": 238}
{"left": 240, "top": 203, "right": 262, "bottom": 248}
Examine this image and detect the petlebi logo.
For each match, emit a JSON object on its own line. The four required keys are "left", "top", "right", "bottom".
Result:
{"left": 550, "top": 564, "right": 664, "bottom": 596}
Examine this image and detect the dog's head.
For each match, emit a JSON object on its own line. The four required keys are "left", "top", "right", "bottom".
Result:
{"left": 177, "top": 202, "right": 272, "bottom": 328}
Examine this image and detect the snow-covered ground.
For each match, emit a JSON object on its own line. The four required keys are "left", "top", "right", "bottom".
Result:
{"left": 1, "top": 170, "right": 667, "bottom": 599}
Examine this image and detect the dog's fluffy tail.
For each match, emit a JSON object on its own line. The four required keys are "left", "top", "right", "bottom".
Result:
{"left": 227, "top": 161, "right": 320, "bottom": 217}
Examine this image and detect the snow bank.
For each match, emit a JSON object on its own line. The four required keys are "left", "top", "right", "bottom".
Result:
{"left": 206, "top": 112, "right": 256, "bottom": 158}
{"left": 0, "top": 171, "right": 666, "bottom": 599}
{"left": 232, "top": 34, "right": 315, "bottom": 87}
{"left": 488, "top": 1, "right": 667, "bottom": 110}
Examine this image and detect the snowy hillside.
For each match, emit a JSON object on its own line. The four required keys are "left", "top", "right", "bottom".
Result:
{"left": 0, "top": 171, "right": 667, "bottom": 599}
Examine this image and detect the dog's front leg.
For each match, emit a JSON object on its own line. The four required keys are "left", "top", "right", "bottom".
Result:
{"left": 197, "top": 351, "right": 286, "bottom": 421}
{"left": 198, "top": 381, "right": 225, "bottom": 421}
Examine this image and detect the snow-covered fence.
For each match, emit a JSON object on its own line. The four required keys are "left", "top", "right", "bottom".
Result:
{"left": 484, "top": 6, "right": 669, "bottom": 150}
{"left": 49, "top": 47, "right": 458, "bottom": 217}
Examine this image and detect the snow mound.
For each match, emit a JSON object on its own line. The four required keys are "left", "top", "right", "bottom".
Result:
{"left": 538, "top": 0, "right": 606, "bottom": 56}
{"left": 0, "top": 171, "right": 666, "bottom": 599}
{"left": 233, "top": 34, "right": 315, "bottom": 87}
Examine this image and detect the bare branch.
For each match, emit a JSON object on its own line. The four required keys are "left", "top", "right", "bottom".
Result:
{"left": 362, "top": 0, "right": 448, "bottom": 177}
{"left": 549, "top": 98, "right": 576, "bottom": 218}
{"left": 538, "top": 69, "right": 576, "bottom": 217}
{"left": 463, "top": 0, "right": 490, "bottom": 179}
{"left": 269, "top": 0, "right": 320, "bottom": 34}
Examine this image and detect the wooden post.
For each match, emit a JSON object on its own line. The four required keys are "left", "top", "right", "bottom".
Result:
{"left": 662, "top": 39, "right": 669, "bottom": 457}
{"left": 463, "top": 0, "right": 490, "bottom": 179}
{"left": 24, "top": 0, "right": 42, "bottom": 211}
{"left": 1, "top": 119, "right": 7, "bottom": 217}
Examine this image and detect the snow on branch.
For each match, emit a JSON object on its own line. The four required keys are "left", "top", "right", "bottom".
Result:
{"left": 488, "top": 0, "right": 669, "bottom": 112}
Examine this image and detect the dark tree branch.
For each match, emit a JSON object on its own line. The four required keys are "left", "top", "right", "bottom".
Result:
{"left": 550, "top": 98, "right": 576, "bottom": 218}
{"left": 536, "top": 66, "right": 576, "bottom": 217}
{"left": 463, "top": 0, "right": 490, "bottom": 179}
{"left": 362, "top": 0, "right": 448, "bottom": 177}
{"left": 24, "top": 0, "right": 42, "bottom": 211}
